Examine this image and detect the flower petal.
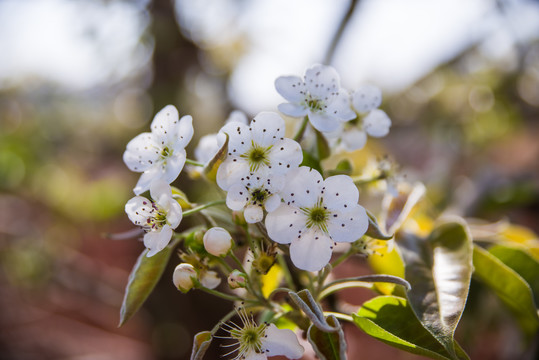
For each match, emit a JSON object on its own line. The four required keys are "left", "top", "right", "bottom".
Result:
{"left": 176, "top": 115, "right": 194, "bottom": 148}
{"left": 125, "top": 196, "right": 153, "bottom": 225}
{"left": 151, "top": 105, "right": 181, "bottom": 145}
{"left": 216, "top": 158, "right": 250, "bottom": 191}
{"left": 225, "top": 122, "right": 252, "bottom": 155}
{"left": 364, "top": 109, "right": 391, "bottom": 137}
{"left": 225, "top": 110, "right": 248, "bottom": 124}
{"left": 226, "top": 183, "right": 249, "bottom": 211}
{"left": 322, "top": 175, "right": 359, "bottom": 212}
{"left": 262, "top": 323, "right": 304, "bottom": 359}
{"left": 327, "top": 205, "right": 369, "bottom": 243}
{"left": 341, "top": 128, "right": 367, "bottom": 151}
{"left": 308, "top": 112, "right": 341, "bottom": 132}
{"left": 304, "top": 64, "right": 340, "bottom": 99}
{"left": 194, "top": 133, "right": 220, "bottom": 164}
{"left": 264, "top": 194, "right": 281, "bottom": 213}
{"left": 162, "top": 149, "right": 186, "bottom": 184}
{"left": 278, "top": 102, "right": 308, "bottom": 117}
{"left": 150, "top": 179, "right": 171, "bottom": 203}
{"left": 265, "top": 204, "right": 307, "bottom": 244}
{"left": 250, "top": 112, "right": 285, "bottom": 147}
{"left": 244, "top": 204, "right": 263, "bottom": 223}
{"left": 281, "top": 167, "right": 322, "bottom": 207}
{"left": 352, "top": 85, "right": 382, "bottom": 113}
{"left": 134, "top": 166, "right": 161, "bottom": 195}
{"left": 144, "top": 225, "right": 172, "bottom": 257}
{"left": 275, "top": 75, "right": 305, "bottom": 103}
{"left": 123, "top": 132, "right": 160, "bottom": 172}
{"left": 289, "top": 228, "right": 333, "bottom": 271}
{"left": 200, "top": 270, "right": 221, "bottom": 289}
{"left": 326, "top": 91, "right": 356, "bottom": 121}
{"left": 268, "top": 138, "right": 303, "bottom": 174}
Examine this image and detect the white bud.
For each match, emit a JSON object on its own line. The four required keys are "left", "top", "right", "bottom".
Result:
{"left": 173, "top": 263, "right": 197, "bottom": 293}
{"left": 203, "top": 227, "right": 233, "bottom": 257}
{"left": 227, "top": 270, "right": 247, "bottom": 289}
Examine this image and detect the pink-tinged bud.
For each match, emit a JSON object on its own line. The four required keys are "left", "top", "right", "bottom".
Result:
{"left": 203, "top": 227, "right": 233, "bottom": 257}
{"left": 227, "top": 270, "right": 247, "bottom": 289}
{"left": 173, "top": 263, "right": 197, "bottom": 293}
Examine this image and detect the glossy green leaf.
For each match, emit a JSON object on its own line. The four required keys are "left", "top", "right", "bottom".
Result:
{"left": 473, "top": 245, "right": 539, "bottom": 337}
{"left": 308, "top": 315, "right": 346, "bottom": 360}
{"left": 398, "top": 218, "right": 473, "bottom": 359}
{"left": 190, "top": 331, "right": 212, "bottom": 360}
{"left": 488, "top": 244, "right": 539, "bottom": 303}
{"left": 119, "top": 246, "right": 175, "bottom": 326}
{"left": 353, "top": 296, "right": 468, "bottom": 360}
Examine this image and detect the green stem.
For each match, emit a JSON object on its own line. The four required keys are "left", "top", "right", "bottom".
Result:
{"left": 183, "top": 200, "right": 226, "bottom": 217}
{"left": 185, "top": 158, "right": 205, "bottom": 167}
{"left": 293, "top": 116, "right": 309, "bottom": 142}
{"left": 323, "top": 311, "right": 354, "bottom": 323}
{"left": 197, "top": 284, "right": 243, "bottom": 302}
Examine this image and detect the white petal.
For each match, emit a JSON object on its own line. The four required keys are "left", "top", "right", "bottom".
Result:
{"left": 244, "top": 351, "right": 266, "bottom": 360}
{"left": 275, "top": 75, "right": 305, "bottom": 103}
{"left": 244, "top": 205, "right": 263, "bottom": 223}
{"left": 133, "top": 166, "right": 161, "bottom": 195}
{"left": 278, "top": 102, "right": 308, "bottom": 117}
{"left": 262, "top": 324, "right": 304, "bottom": 359}
{"left": 150, "top": 179, "right": 171, "bottom": 203}
{"left": 308, "top": 112, "right": 341, "bottom": 132}
{"left": 364, "top": 109, "right": 391, "bottom": 137}
{"left": 162, "top": 149, "right": 186, "bottom": 184}
{"left": 322, "top": 175, "right": 359, "bottom": 212}
{"left": 304, "top": 64, "right": 340, "bottom": 99}
{"left": 250, "top": 112, "right": 285, "bottom": 147}
{"left": 151, "top": 105, "right": 181, "bottom": 144}
{"left": 352, "top": 85, "right": 382, "bottom": 113}
{"left": 226, "top": 183, "right": 249, "bottom": 211}
{"left": 281, "top": 167, "right": 322, "bottom": 207}
{"left": 327, "top": 205, "right": 369, "bottom": 243}
{"left": 268, "top": 138, "right": 303, "bottom": 174}
{"left": 176, "top": 115, "right": 194, "bottom": 148}
{"left": 265, "top": 204, "right": 307, "bottom": 244}
{"left": 194, "top": 133, "right": 220, "bottom": 164}
{"left": 326, "top": 91, "right": 356, "bottom": 121}
{"left": 123, "top": 132, "right": 160, "bottom": 172}
{"left": 341, "top": 128, "right": 367, "bottom": 151}
{"left": 289, "top": 228, "right": 333, "bottom": 271}
{"left": 200, "top": 270, "right": 221, "bottom": 289}
{"left": 216, "top": 158, "right": 250, "bottom": 191}
{"left": 144, "top": 225, "right": 172, "bottom": 257}
{"left": 225, "top": 122, "right": 252, "bottom": 156}
{"left": 264, "top": 194, "right": 281, "bottom": 213}
{"left": 125, "top": 196, "right": 153, "bottom": 226}
{"left": 225, "top": 110, "right": 248, "bottom": 125}
{"left": 165, "top": 201, "right": 182, "bottom": 229}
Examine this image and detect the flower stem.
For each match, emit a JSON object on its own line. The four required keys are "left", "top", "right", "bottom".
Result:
{"left": 185, "top": 158, "right": 205, "bottom": 167}
{"left": 198, "top": 284, "right": 243, "bottom": 302}
{"left": 293, "top": 116, "right": 309, "bottom": 142}
{"left": 183, "top": 200, "right": 226, "bottom": 217}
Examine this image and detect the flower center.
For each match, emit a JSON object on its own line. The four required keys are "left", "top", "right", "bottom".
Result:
{"left": 307, "top": 98, "right": 323, "bottom": 112}
{"left": 222, "top": 308, "right": 267, "bottom": 359}
{"left": 241, "top": 142, "right": 272, "bottom": 172}
{"left": 250, "top": 188, "right": 268, "bottom": 205}
{"left": 143, "top": 203, "right": 168, "bottom": 231}
{"left": 302, "top": 199, "right": 330, "bottom": 233}
{"left": 161, "top": 146, "right": 171, "bottom": 157}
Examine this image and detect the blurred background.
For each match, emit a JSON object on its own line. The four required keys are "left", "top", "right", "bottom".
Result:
{"left": 0, "top": 0, "right": 538, "bottom": 359}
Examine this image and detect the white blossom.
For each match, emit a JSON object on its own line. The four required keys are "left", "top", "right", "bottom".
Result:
{"left": 265, "top": 167, "right": 368, "bottom": 271}
{"left": 125, "top": 180, "right": 182, "bottom": 257}
{"left": 221, "top": 307, "right": 304, "bottom": 360}
{"left": 216, "top": 112, "right": 302, "bottom": 191}
{"left": 123, "top": 105, "right": 194, "bottom": 195}
{"left": 173, "top": 263, "right": 197, "bottom": 293}
{"left": 203, "top": 227, "right": 233, "bottom": 256}
{"left": 275, "top": 64, "right": 355, "bottom": 133}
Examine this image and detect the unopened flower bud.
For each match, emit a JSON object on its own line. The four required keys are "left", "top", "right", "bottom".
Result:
{"left": 173, "top": 263, "right": 197, "bottom": 293}
{"left": 227, "top": 270, "right": 247, "bottom": 289}
{"left": 203, "top": 227, "right": 233, "bottom": 257}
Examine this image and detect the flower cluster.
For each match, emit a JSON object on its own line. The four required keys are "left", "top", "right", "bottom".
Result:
{"left": 120, "top": 64, "right": 398, "bottom": 360}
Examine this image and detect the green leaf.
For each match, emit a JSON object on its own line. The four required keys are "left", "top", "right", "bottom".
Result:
{"left": 353, "top": 296, "right": 468, "bottom": 360}
{"left": 289, "top": 289, "right": 339, "bottom": 332}
{"left": 327, "top": 159, "right": 353, "bottom": 176}
{"left": 119, "top": 246, "right": 175, "bottom": 326}
{"left": 203, "top": 133, "right": 228, "bottom": 181}
{"left": 319, "top": 274, "right": 411, "bottom": 300}
{"left": 472, "top": 244, "right": 539, "bottom": 337}
{"left": 398, "top": 218, "right": 473, "bottom": 359}
{"left": 488, "top": 244, "right": 539, "bottom": 303}
{"left": 190, "top": 331, "right": 212, "bottom": 360}
{"left": 308, "top": 315, "right": 347, "bottom": 360}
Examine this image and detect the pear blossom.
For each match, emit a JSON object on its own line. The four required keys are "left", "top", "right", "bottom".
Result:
{"left": 216, "top": 112, "right": 302, "bottom": 191}
{"left": 173, "top": 263, "right": 197, "bottom": 293}
{"left": 123, "top": 105, "right": 194, "bottom": 195}
{"left": 275, "top": 64, "right": 355, "bottom": 133}
{"left": 125, "top": 180, "right": 182, "bottom": 257}
{"left": 225, "top": 172, "right": 284, "bottom": 223}
{"left": 265, "top": 167, "right": 369, "bottom": 271}
{"left": 203, "top": 227, "right": 233, "bottom": 256}
{"left": 339, "top": 85, "right": 391, "bottom": 151}
{"left": 221, "top": 307, "right": 304, "bottom": 360}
